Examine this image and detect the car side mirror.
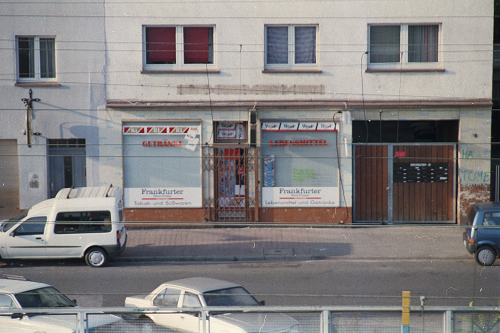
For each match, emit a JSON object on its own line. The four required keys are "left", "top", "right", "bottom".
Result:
{"left": 9, "top": 230, "right": 16, "bottom": 237}
{"left": 260, "top": 300, "right": 265, "bottom": 306}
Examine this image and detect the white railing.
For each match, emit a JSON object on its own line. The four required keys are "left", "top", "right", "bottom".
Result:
{"left": 2, "top": 306, "right": 500, "bottom": 332}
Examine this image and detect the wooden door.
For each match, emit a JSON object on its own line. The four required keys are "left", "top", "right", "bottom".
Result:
{"left": 354, "top": 145, "right": 388, "bottom": 222}
{"left": 392, "top": 145, "right": 454, "bottom": 222}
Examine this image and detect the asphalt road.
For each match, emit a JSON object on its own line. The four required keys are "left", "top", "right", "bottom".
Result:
{"left": 0, "top": 256, "right": 496, "bottom": 308}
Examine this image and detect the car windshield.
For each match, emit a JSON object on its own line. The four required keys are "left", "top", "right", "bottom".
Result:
{"left": 15, "top": 287, "right": 76, "bottom": 308}
{"left": 466, "top": 207, "right": 477, "bottom": 225}
{"left": 202, "top": 287, "right": 261, "bottom": 306}
{"left": 2, "top": 210, "right": 29, "bottom": 232}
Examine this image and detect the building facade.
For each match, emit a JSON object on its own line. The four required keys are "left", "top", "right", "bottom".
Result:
{"left": 0, "top": 0, "right": 493, "bottom": 224}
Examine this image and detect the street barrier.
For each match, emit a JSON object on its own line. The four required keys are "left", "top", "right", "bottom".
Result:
{"left": 1, "top": 305, "right": 500, "bottom": 332}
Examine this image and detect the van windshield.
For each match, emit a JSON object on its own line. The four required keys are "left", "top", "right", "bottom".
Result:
{"left": 2, "top": 210, "right": 29, "bottom": 232}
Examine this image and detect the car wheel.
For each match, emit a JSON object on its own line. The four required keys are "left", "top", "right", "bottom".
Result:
{"left": 137, "top": 316, "right": 155, "bottom": 333}
{"left": 475, "top": 246, "right": 496, "bottom": 266}
{"left": 85, "top": 247, "right": 109, "bottom": 267}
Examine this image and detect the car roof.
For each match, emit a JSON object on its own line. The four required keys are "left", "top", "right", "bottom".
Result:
{"left": 0, "top": 278, "right": 50, "bottom": 294}
{"left": 161, "top": 277, "right": 242, "bottom": 294}
{"left": 472, "top": 202, "right": 500, "bottom": 211}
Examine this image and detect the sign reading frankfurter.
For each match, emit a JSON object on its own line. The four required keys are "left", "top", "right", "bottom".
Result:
{"left": 124, "top": 188, "right": 202, "bottom": 208}
{"left": 262, "top": 187, "right": 339, "bottom": 207}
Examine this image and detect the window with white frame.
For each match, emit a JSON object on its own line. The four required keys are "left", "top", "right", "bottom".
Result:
{"left": 368, "top": 24, "right": 440, "bottom": 70}
{"left": 17, "top": 36, "right": 56, "bottom": 81}
{"left": 144, "top": 26, "right": 214, "bottom": 70}
{"left": 265, "top": 25, "right": 317, "bottom": 69}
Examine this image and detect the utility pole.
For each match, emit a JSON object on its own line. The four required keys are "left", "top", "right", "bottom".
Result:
{"left": 21, "top": 89, "right": 40, "bottom": 148}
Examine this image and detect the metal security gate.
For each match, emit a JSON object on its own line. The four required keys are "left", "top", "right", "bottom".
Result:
{"left": 202, "top": 147, "right": 258, "bottom": 222}
{"left": 354, "top": 143, "right": 456, "bottom": 223}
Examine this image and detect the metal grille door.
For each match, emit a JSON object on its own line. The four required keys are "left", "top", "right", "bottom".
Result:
{"left": 203, "top": 147, "right": 258, "bottom": 222}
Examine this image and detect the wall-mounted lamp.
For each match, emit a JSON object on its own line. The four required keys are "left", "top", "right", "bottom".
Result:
{"left": 21, "top": 89, "right": 41, "bottom": 148}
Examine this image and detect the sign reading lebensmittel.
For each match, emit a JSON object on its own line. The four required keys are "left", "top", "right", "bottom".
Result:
{"left": 261, "top": 121, "right": 340, "bottom": 208}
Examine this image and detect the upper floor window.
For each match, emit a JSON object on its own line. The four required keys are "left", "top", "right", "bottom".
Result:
{"left": 17, "top": 36, "right": 56, "bottom": 82}
{"left": 368, "top": 24, "right": 440, "bottom": 70}
{"left": 265, "top": 25, "right": 317, "bottom": 70}
{"left": 144, "top": 26, "right": 214, "bottom": 71}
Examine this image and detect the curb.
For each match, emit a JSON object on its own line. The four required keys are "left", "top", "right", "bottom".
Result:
{"left": 113, "top": 254, "right": 471, "bottom": 263}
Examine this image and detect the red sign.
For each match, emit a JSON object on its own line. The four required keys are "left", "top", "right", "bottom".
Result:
{"left": 395, "top": 151, "right": 407, "bottom": 158}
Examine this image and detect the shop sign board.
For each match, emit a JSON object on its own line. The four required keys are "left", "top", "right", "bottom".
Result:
{"left": 262, "top": 187, "right": 339, "bottom": 207}
{"left": 124, "top": 187, "right": 202, "bottom": 208}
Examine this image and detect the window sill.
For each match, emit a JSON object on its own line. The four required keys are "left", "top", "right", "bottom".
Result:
{"left": 141, "top": 70, "right": 220, "bottom": 74}
{"left": 15, "top": 82, "right": 60, "bottom": 87}
{"left": 365, "top": 68, "right": 445, "bottom": 73}
{"left": 262, "top": 69, "right": 322, "bottom": 74}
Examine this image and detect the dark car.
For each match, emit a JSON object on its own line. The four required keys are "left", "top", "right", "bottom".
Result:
{"left": 463, "top": 202, "right": 500, "bottom": 265}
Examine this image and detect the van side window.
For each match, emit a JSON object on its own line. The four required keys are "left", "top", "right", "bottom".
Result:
{"left": 15, "top": 217, "right": 47, "bottom": 235}
{"left": 54, "top": 211, "right": 111, "bottom": 234}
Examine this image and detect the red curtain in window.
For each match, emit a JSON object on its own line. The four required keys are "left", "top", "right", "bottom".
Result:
{"left": 184, "top": 27, "right": 210, "bottom": 64}
{"left": 146, "top": 27, "right": 176, "bottom": 63}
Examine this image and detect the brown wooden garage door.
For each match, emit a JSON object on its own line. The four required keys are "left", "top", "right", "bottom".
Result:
{"left": 355, "top": 144, "right": 455, "bottom": 223}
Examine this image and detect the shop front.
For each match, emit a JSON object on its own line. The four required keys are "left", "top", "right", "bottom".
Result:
{"left": 122, "top": 121, "right": 205, "bottom": 224}
{"left": 258, "top": 121, "right": 348, "bottom": 223}
{"left": 120, "top": 116, "right": 349, "bottom": 225}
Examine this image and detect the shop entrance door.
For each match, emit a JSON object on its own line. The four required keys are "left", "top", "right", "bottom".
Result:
{"left": 202, "top": 147, "right": 258, "bottom": 222}
{"left": 214, "top": 148, "right": 248, "bottom": 221}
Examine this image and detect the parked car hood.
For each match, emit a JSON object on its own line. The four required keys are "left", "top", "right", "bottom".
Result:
{"left": 213, "top": 312, "right": 299, "bottom": 332}
{"left": 13, "top": 312, "right": 121, "bottom": 332}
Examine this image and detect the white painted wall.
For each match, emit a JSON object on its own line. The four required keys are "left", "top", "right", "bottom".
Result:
{"left": 104, "top": 0, "right": 493, "bottom": 102}
{"left": 0, "top": 1, "right": 106, "bottom": 209}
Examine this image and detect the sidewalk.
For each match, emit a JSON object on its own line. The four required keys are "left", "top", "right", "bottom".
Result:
{"left": 117, "top": 225, "right": 471, "bottom": 263}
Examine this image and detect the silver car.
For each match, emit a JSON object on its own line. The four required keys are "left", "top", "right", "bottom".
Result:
{"left": 124, "top": 277, "right": 299, "bottom": 333}
{"left": 0, "top": 276, "right": 121, "bottom": 333}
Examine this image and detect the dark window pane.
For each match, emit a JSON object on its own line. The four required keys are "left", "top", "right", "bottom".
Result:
{"left": 146, "top": 27, "right": 176, "bottom": 64}
{"left": 295, "top": 26, "right": 316, "bottom": 64}
{"left": 184, "top": 27, "right": 213, "bottom": 64}
{"left": 18, "top": 37, "right": 34, "bottom": 78}
{"left": 40, "top": 38, "right": 55, "bottom": 78}
{"left": 266, "top": 26, "right": 288, "bottom": 64}
{"left": 370, "top": 26, "right": 400, "bottom": 63}
{"left": 408, "top": 25, "right": 438, "bottom": 62}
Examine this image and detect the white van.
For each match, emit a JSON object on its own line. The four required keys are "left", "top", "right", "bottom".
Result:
{"left": 0, "top": 186, "right": 127, "bottom": 267}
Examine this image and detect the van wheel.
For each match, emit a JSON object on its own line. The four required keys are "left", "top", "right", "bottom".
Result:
{"left": 476, "top": 246, "right": 496, "bottom": 266}
{"left": 85, "top": 247, "right": 108, "bottom": 267}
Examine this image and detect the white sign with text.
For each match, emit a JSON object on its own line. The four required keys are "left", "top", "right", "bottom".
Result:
{"left": 125, "top": 187, "right": 202, "bottom": 208}
{"left": 262, "top": 187, "right": 339, "bottom": 207}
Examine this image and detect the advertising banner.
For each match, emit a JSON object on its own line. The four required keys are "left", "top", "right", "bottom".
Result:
{"left": 262, "top": 187, "right": 339, "bottom": 207}
{"left": 124, "top": 187, "right": 202, "bottom": 208}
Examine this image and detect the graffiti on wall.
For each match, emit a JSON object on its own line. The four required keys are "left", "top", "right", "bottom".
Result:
{"left": 459, "top": 148, "right": 491, "bottom": 184}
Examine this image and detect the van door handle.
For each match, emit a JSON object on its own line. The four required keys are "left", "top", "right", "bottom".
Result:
{"left": 36, "top": 237, "right": 42, "bottom": 240}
